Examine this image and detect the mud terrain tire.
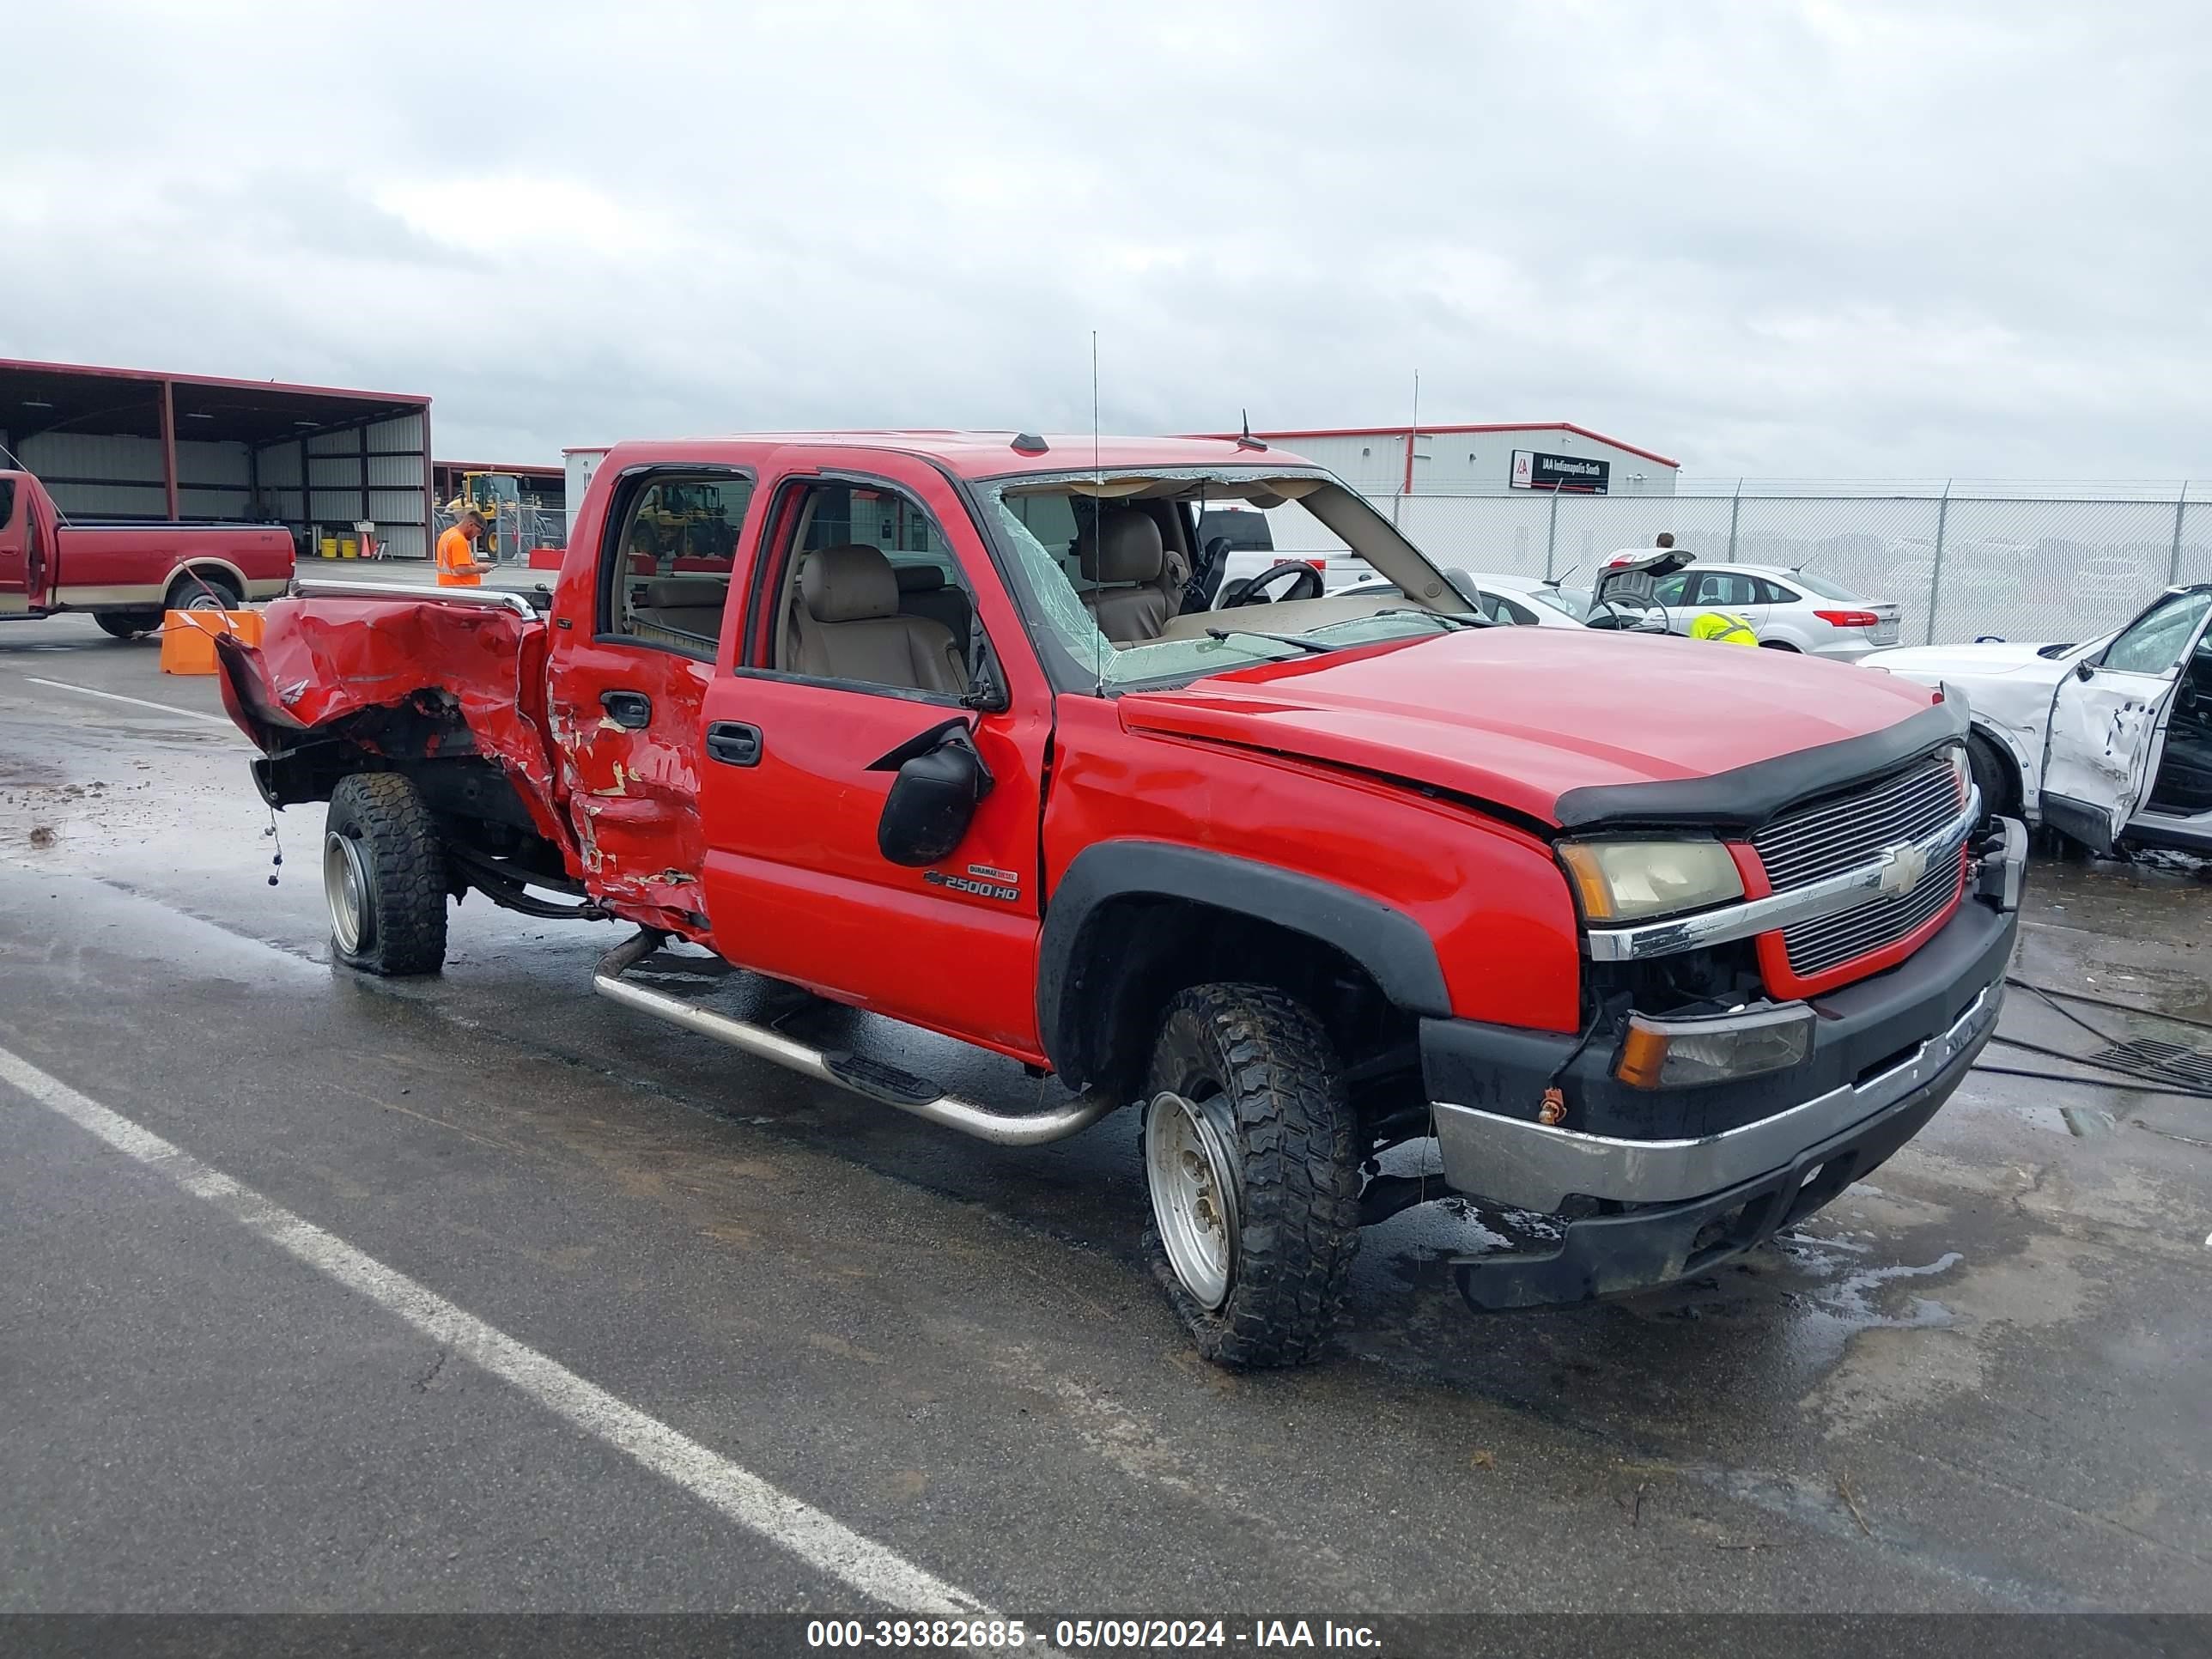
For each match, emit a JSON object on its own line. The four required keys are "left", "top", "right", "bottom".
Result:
{"left": 1140, "top": 983, "right": 1362, "bottom": 1369}
{"left": 324, "top": 773, "right": 448, "bottom": 975}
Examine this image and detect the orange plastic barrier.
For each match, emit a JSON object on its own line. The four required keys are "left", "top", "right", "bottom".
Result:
{"left": 158, "top": 609, "right": 264, "bottom": 676}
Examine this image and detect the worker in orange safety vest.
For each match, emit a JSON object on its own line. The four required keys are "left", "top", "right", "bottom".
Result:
{"left": 434, "top": 510, "right": 489, "bottom": 587}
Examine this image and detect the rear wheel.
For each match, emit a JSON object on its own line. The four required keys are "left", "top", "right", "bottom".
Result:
{"left": 324, "top": 773, "right": 448, "bottom": 975}
{"left": 1759, "top": 639, "right": 1800, "bottom": 651}
{"left": 1966, "top": 731, "right": 2019, "bottom": 821}
{"left": 167, "top": 570, "right": 241, "bottom": 613}
{"left": 1140, "top": 983, "right": 1362, "bottom": 1369}
{"left": 94, "top": 611, "right": 160, "bottom": 640}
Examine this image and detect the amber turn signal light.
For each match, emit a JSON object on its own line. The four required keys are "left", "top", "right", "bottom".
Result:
{"left": 1611, "top": 1005, "right": 1816, "bottom": 1091}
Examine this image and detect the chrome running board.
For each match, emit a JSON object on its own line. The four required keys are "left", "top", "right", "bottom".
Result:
{"left": 592, "top": 931, "right": 1120, "bottom": 1146}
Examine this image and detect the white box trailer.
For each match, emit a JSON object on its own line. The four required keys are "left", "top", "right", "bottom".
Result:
{"left": 563, "top": 447, "right": 611, "bottom": 543}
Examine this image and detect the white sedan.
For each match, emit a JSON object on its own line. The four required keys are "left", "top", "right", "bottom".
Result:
{"left": 1340, "top": 568, "right": 1594, "bottom": 628}
{"left": 1866, "top": 585, "right": 2212, "bottom": 855}
{"left": 1595, "top": 554, "right": 1902, "bottom": 659}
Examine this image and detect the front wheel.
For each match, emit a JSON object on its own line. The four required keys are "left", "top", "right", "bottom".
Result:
{"left": 1966, "top": 732, "right": 2020, "bottom": 822}
{"left": 324, "top": 773, "right": 449, "bottom": 975}
{"left": 1140, "top": 984, "right": 1362, "bottom": 1369}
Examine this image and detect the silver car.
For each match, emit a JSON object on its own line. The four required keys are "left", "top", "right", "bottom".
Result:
{"left": 1596, "top": 556, "right": 1902, "bottom": 659}
{"left": 1340, "top": 568, "right": 1591, "bottom": 627}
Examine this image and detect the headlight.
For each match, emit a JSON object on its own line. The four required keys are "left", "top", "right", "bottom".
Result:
{"left": 1558, "top": 839, "right": 1746, "bottom": 923}
{"left": 1942, "top": 742, "right": 1971, "bottom": 802}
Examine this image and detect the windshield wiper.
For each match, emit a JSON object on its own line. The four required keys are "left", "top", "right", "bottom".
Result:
{"left": 1204, "top": 626, "right": 1336, "bottom": 656}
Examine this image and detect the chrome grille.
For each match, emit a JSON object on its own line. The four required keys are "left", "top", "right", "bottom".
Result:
{"left": 1752, "top": 755, "right": 1966, "bottom": 979}
{"left": 1754, "top": 757, "right": 1960, "bottom": 889}
{"left": 1775, "top": 854, "right": 1963, "bottom": 977}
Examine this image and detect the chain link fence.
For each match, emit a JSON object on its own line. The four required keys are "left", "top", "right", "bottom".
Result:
{"left": 1376, "top": 482, "right": 2212, "bottom": 645}
{"left": 412, "top": 478, "right": 2208, "bottom": 642}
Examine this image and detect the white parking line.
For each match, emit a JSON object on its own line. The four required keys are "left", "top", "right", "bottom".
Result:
{"left": 19, "top": 676, "right": 238, "bottom": 727}
{"left": 0, "top": 1042, "right": 999, "bottom": 1620}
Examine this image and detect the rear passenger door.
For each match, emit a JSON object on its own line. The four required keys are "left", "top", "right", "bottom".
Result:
{"left": 542, "top": 465, "right": 754, "bottom": 931}
{"left": 1686, "top": 569, "right": 1771, "bottom": 635}
{"left": 696, "top": 460, "right": 1054, "bottom": 1060}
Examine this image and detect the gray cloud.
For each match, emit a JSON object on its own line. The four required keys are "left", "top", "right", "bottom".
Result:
{"left": 3, "top": 0, "right": 2207, "bottom": 478}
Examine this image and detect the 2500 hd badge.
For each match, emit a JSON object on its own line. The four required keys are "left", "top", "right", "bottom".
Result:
{"left": 925, "top": 865, "right": 1023, "bottom": 902}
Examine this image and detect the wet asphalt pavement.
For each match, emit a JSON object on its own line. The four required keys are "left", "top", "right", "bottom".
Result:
{"left": 2, "top": 613, "right": 2208, "bottom": 1621}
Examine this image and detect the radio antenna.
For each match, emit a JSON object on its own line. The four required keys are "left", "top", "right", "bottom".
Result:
{"left": 1091, "top": 330, "right": 1105, "bottom": 697}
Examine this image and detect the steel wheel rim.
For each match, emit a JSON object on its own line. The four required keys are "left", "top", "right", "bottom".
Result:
{"left": 1145, "top": 1091, "right": 1239, "bottom": 1310}
{"left": 182, "top": 591, "right": 228, "bottom": 612}
{"left": 324, "top": 830, "right": 370, "bottom": 956}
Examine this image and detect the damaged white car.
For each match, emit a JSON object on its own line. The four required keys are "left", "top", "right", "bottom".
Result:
{"left": 1866, "top": 585, "right": 2212, "bottom": 856}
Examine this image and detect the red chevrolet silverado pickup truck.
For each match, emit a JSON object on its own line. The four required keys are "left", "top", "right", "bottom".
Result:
{"left": 215, "top": 433, "right": 2025, "bottom": 1366}
{"left": 0, "top": 468, "right": 294, "bottom": 636}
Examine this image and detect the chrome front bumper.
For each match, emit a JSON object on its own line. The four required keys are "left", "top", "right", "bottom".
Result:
{"left": 1430, "top": 982, "right": 2002, "bottom": 1213}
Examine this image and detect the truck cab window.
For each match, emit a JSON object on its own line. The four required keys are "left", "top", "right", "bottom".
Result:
{"left": 604, "top": 476, "right": 753, "bottom": 659}
{"left": 753, "top": 483, "right": 982, "bottom": 700}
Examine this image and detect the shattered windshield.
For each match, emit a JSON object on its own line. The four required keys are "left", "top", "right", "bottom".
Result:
{"left": 985, "top": 471, "right": 1472, "bottom": 690}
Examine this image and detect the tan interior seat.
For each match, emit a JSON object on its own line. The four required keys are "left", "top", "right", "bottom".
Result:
{"left": 1076, "top": 508, "right": 1170, "bottom": 644}
{"left": 793, "top": 544, "right": 965, "bottom": 694}
{"left": 629, "top": 575, "right": 729, "bottom": 652}
{"left": 893, "top": 562, "right": 973, "bottom": 657}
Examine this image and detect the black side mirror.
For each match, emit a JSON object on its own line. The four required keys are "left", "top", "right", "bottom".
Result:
{"left": 2075, "top": 660, "right": 2096, "bottom": 682}
{"left": 870, "top": 719, "right": 996, "bottom": 866}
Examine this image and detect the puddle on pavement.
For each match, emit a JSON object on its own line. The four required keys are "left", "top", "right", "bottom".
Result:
{"left": 1762, "top": 1229, "right": 1961, "bottom": 1367}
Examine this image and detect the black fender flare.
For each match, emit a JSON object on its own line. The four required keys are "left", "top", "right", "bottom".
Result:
{"left": 1036, "top": 840, "right": 1452, "bottom": 1086}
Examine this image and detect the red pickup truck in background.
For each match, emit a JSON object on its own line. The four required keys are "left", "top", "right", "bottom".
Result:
{"left": 0, "top": 468, "right": 295, "bottom": 637}
{"left": 213, "top": 432, "right": 2025, "bottom": 1367}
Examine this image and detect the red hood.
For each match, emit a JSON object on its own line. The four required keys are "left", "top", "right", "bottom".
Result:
{"left": 1118, "top": 628, "right": 1941, "bottom": 827}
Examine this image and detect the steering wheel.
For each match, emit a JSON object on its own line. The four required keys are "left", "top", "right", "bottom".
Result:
{"left": 1224, "top": 560, "right": 1324, "bottom": 607}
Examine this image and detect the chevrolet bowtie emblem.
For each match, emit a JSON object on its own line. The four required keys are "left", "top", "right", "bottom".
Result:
{"left": 1877, "top": 842, "right": 1929, "bottom": 896}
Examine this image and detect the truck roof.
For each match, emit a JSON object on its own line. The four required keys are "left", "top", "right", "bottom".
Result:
{"left": 592, "top": 432, "right": 1316, "bottom": 481}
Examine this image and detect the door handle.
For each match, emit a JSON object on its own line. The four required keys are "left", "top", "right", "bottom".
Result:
{"left": 600, "top": 690, "right": 652, "bottom": 729}
{"left": 707, "top": 720, "right": 763, "bottom": 767}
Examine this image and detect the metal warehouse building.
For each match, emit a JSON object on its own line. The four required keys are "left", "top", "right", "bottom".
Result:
{"left": 1215, "top": 422, "right": 1680, "bottom": 498}
{"left": 0, "top": 358, "right": 434, "bottom": 558}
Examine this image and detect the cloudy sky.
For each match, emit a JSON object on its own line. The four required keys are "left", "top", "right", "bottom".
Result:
{"left": 5, "top": 2, "right": 2206, "bottom": 479}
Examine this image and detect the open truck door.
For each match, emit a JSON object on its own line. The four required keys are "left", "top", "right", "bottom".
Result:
{"left": 0, "top": 473, "right": 53, "bottom": 616}
{"left": 2039, "top": 587, "right": 2212, "bottom": 853}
